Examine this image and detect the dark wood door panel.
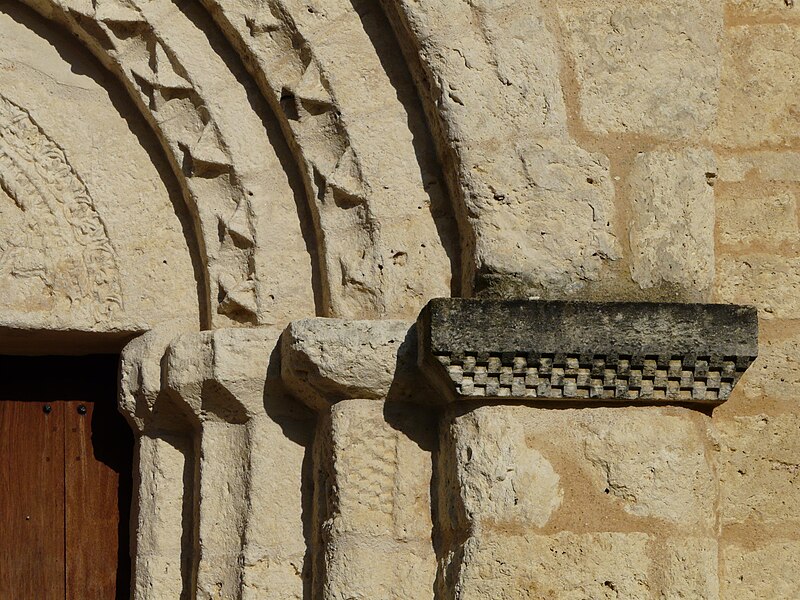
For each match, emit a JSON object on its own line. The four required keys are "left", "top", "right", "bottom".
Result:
{"left": 0, "top": 400, "right": 66, "bottom": 600}
{"left": 65, "top": 400, "right": 132, "bottom": 600}
{"left": 0, "top": 355, "right": 132, "bottom": 600}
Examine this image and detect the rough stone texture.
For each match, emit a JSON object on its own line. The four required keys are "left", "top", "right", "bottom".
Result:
{"left": 716, "top": 255, "right": 800, "bottom": 319}
{"left": 736, "top": 325, "right": 800, "bottom": 402}
{"left": 316, "top": 400, "right": 436, "bottom": 600}
{"left": 448, "top": 406, "right": 563, "bottom": 530}
{"left": 419, "top": 298, "right": 758, "bottom": 402}
{"left": 726, "top": 0, "right": 800, "bottom": 20}
{"left": 717, "top": 186, "right": 799, "bottom": 246}
{"left": 437, "top": 405, "right": 720, "bottom": 598}
{"left": 120, "top": 324, "right": 197, "bottom": 599}
{"left": 164, "top": 328, "right": 313, "bottom": 599}
{"left": 719, "top": 414, "right": 800, "bottom": 526}
{"left": 381, "top": 0, "right": 622, "bottom": 299}
{"left": 281, "top": 318, "right": 412, "bottom": 410}
{"left": 717, "top": 152, "right": 800, "bottom": 184}
{"left": 201, "top": 0, "right": 457, "bottom": 319}
{"left": 628, "top": 149, "right": 717, "bottom": 298}
{"left": 282, "top": 319, "right": 437, "bottom": 600}
{"left": 559, "top": 0, "right": 723, "bottom": 139}
{"left": 721, "top": 541, "right": 800, "bottom": 599}
{"left": 450, "top": 533, "right": 719, "bottom": 600}
{"left": 1, "top": 0, "right": 797, "bottom": 598}
{"left": 0, "top": 6, "right": 200, "bottom": 333}
{"left": 715, "top": 23, "right": 800, "bottom": 148}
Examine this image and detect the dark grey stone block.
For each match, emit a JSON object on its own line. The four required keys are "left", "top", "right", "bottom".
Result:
{"left": 417, "top": 299, "right": 758, "bottom": 404}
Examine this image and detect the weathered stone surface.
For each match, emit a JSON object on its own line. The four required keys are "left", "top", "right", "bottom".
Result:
{"left": 628, "top": 148, "right": 717, "bottom": 298}
{"left": 449, "top": 532, "right": 718, "bottom": 600}
{"left": 718, "top": 413, "right": 800, "bottom": 526}
{"left": 281, "top": 319, "right": 412, "bottom": 409}
{"left": 315, "top": 400, "right": 436, "bottom": 600}
{"left": 203, "top": 0, "right": 457, "bottom": 319}
{"left": 323, "top": 537, "right": 434, "bottom": 600}
{"left": 4, "top": 0, "right": 799, "bottom": 597}
{"left": 716, "top": 254, "right": 800, "bottom": 319}
{"left": 717, "top": 186, "right": 799, "bottom": 246}
{"left": 281, "top": 320, "right": 436, "bottom": 600}
{"left": 721, "top": 541, "right": 800, "bottom": 599}
{"left": 715, "top": 24, "right": 800, "bottom": 147}
{"left": 737, "top": 326, "right": 800, "bottom": 401}
{"left": 471, "top": 139, "right": 620, "bottom": 299}
{"left": 163, "top": 328, "right": 312, "bottom": 599}
{"left": 583, "top": 413, "right": 717, "bottom": 528}
{"left": 437, "top": 405, "right": 719, "bottom": 597}
{"left": 447, "top": 407, "right": 563, "bottom": 529}
{"left": 131, "top": 433, "right": 193, "bottom": 600}
{"left": 559, "top": 0, "right": 722, "bottom": 138}
{"left": 0, "top": 7, "right": 200, "bottom": 333}
{"left": 418, "top": 298, "right": 758, "bottom": 403}
{"left": 442, "top": 405, "right": 718, "bottom": 532}
{"left": 726, "top": 0, "right": 800, "bottom": 19}
{"left": 382, "top": 0, "right": 623, "bottom": 298}
{"left": 717, "top": 151, "right": 800, "bottom": 183}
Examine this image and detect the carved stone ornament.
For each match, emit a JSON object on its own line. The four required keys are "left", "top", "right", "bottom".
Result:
{"left": 418, "top": 299, "right": 759, "bottom": 404}
{"left": 0, "top": 94, "right": 122, "bottom": 319}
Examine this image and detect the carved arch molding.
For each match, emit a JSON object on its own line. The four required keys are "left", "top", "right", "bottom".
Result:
{"left": 3, "top": 0, "right": 462, "bottom": 340}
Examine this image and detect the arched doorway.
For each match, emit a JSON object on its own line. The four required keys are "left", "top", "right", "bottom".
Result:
{"left": 0, "top": 5, "right": 203, "bottom": 598}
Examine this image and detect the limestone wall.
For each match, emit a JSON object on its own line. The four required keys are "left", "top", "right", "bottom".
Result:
{"left": 1, "top": 0, "right": 798, "bottom": 598}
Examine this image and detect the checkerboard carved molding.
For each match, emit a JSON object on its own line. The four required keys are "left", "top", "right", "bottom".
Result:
{"left": 417, "top": 299, "right": 759, "bottom": 405}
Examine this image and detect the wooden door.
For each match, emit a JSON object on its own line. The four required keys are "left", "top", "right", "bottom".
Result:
{"left": 0, "top": 356, "right": 132, "bottom": 599}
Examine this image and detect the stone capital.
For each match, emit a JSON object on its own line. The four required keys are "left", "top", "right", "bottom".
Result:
{"left": 280, "top": 318, "right": 418, "bottom": 411}
{"left": 165, "top": 326, "right": 283, "bottom": 423}
{"left": 119, "top": 320, "right": 197, "bottom": 433}
{"left": 417, "top": 298, "right": 759, "bottom": 405}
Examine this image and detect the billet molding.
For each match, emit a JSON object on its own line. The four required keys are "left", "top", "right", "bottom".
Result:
{"left": 417, "top": 298, "right": 758, "bottom": 404}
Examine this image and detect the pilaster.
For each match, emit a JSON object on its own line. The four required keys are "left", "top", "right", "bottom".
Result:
{"left": 281, "top": 318, "right": 437, "bottom": 599}
{"left": 417, "top": 299, "right": 758, "bottom": 599}
{"left": 120, "top": 323, "right": 196, "bottom": 600}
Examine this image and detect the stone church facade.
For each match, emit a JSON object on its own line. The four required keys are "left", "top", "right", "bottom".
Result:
{"left": 0, "top": 0, "right": 797, "bottom": 597}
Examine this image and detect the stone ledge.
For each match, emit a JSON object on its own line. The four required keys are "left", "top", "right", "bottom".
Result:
{"left": 417, "top": 299, "right": 758, "bottom": 404}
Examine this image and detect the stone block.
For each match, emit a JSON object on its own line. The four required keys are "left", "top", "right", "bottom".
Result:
{"left": 717, "top": 151, "right": 800, "bottom": 183}
{"left": 451, "top": 532, "right": 717, "bottom": 600}
{"left": 737, "top": 327, "right": 800, "bottom": 401}
{"left": 726, "top": 0, "right": 800, "bottom": 21}
{"left": 323, "top": 536, "right": 435, "bottom": 600}
{"left": 326, "top": 399, "right": 433, "bottom": 540}
{"left": 721, "top": 541, "right": 800, "bottom": 599}
{"left": 628, "top": 148, "right": 717, "bottom": 298}
{"left": 715, "top": 24, "right": 800, "bottom": 147}
{"left": 559, "top": 0, "right": 722, "bottom": 138}
{"left": 581, "top": 411, "right": 717, "bottom": 529}
{"left": 442, "top": 405, "right": 718, "bottom": 532}
{"left": 470, "top": 138, "right": 620, "bottom": 299}
{"left": 418, "top": 298, "right": 758, "bottom": 403}
{"left": 716, "top": 254, "right": 800, "bottom": 319}
{"left": 717, "top": 186, "right": 798, "bottom": 246}
{"left": 281, "top": 318, "right": 412, "bottom": 410}
{"left": 446, "top": 407, "right": 563, "bottom": 529}
{"left": 718, "top": 413, "right": 800, "bottom": 526}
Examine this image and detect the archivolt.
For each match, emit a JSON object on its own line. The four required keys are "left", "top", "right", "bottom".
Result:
{"left": 21, "top": 0, "right": 460, "bottom": 326}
